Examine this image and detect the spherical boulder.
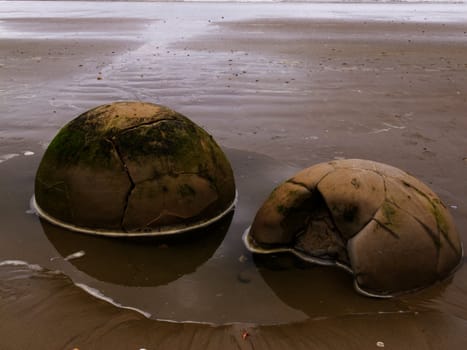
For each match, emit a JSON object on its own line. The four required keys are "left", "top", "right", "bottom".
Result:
{"left": 243, "top": 159, "right": 463, "bottom": 297}
{"left": 34, "top": 101, "right": 236, "bottom": 236}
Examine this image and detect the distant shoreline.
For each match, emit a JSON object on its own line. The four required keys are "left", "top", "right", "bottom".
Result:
{"left": 3, "top": 0, "right": 466, "bottom": 4}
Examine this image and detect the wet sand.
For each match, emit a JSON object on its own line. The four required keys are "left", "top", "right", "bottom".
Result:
{"left": 1, "top": 262, "right": 467, "bottom": 349}
{"left": 0, "top": 1, "right": 466, "bottom": 349}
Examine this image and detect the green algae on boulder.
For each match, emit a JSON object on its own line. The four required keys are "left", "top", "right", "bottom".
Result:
{"left": 34, "top": 101, "right": 236, "bottom": 236}
{"left": 243, "top": 159, "right": 463, "bottom": 297}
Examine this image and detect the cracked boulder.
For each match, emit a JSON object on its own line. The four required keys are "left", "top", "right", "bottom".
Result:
{"left": 34, "top": 101, "right": 236, "bottom": 236}
{"left": 243, "top": 159, "right": 463, "bottom": 297}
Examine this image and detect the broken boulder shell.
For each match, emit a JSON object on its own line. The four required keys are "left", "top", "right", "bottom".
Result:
{"left": 243, "top": 159, "right": 463, "bottom": 297}
{"left": 34, "top": 101, "right": 236, "bottom": 236}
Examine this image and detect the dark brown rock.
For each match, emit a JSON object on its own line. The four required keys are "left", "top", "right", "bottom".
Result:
{"left": 35, "top": 101, "right": 236, "bottom": 236}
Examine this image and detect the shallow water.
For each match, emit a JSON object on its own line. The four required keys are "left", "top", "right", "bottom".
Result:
{"left": 0, "top": 146, "right": 310, "bottom": 324}
{"left": 0, "top": 1, "right": 466, "bottom": 347}
{"left": 2, "top": 147, "right": 463, "bottom": 327}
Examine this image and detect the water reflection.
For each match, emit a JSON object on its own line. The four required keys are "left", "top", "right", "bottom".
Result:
{"left": 401, "top": 260, "right": 467, "bottom": 320}
{"left": 41, "top": 212, "right": 232, "bottom": 287}
{"left": 34, "top": 148, "right": 307, "bottom": 324}
{"left": 253, "top": 252, "right": 467, "bottom": 323}
{"left": 17, "top": 146, "right": 466, "bottom": 325}
{"left": 253, "top": 253, "right": 416, "bottom": 318}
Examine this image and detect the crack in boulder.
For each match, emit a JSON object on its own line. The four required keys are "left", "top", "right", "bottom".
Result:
{"left": 36, "top": 179, "right": 67, "bottom": 191}
{"left": 118, "top": 118, "right": 177, "bottom": 136}
{"left": 105, "top": 138, "right": 135, "bottom": 231}
{"left": 313, "top": 188, "right": 346, "bottom": 242}
{"left": 316, "top": 170, "right": 383, "bottom": 240}
{"left": 430, "top": 201, "right": 460, "bottom": 254}
{"left": 386, "top": 198, "right": 441, "bottom": 251}
{"left": 400, "top": 179, "right": 459, "bottom": 253}
{"left": 290, "top": 187, "right": 350, "bottom": 265}
{"left": 135, "top": 171, "right": 214, "bottom": 185}
{"left": 286, "top": 179, "right": 313, "bottom": 193}
{"left": 372, "top": 218, "right": 400, "bottom": 238}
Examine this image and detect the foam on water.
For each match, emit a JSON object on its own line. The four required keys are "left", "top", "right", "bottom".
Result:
{"left": 0, "top": 259, "right": 44, "bottom": 271}
{"left": 0, "top": 153, "right": 20, "bottom": 164}
{"left": 64, "top": 250, "right": 86, "bottom": 261}
{"left": 0, "top": 259, "right": 153, "bottom": 319}
{"left": 75, "top": 283, "right": 153, "bottom": 318}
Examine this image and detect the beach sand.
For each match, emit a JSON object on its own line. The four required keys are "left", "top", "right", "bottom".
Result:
{"left": 0, "top": 2, "right": 466, "bottom": 349}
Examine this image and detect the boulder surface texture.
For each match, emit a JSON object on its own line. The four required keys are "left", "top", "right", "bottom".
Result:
{"left": 244, "top": 159, "right": 463, "bottom": 297}
{"left": 35, "top": 101, "right": 236, "bottom": 236}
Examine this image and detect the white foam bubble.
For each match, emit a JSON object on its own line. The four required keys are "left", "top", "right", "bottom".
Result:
{"left": 75, "top": 283, "right": 152, "bottom": 319}
{"left": 26, "top": 196, "right": 38, "bottom": 215}
{"left": 0, "top": 153, "right": 20, "bottom": 164}
{"left": 0, "top": 260, "right": 44, "bottom": 271}
{"left": 64, "top": 250, "right": 86, "bottom": 261}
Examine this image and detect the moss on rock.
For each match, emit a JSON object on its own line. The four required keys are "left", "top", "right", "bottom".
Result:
{"left": 35, "top": 101, "right": 236, "bottom": 235}
{"left": 245, "top": 159, "right": 463, "bottom": 297}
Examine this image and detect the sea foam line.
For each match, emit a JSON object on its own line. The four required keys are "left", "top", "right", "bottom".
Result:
{"left": 0, "top": 259, "right": 44, "bottom": 271}
{"left": 75, "top": 283, "right": 152, "bottom": 319}
{"left": 0, "top": 259, "right": 152, "bottom": 319}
